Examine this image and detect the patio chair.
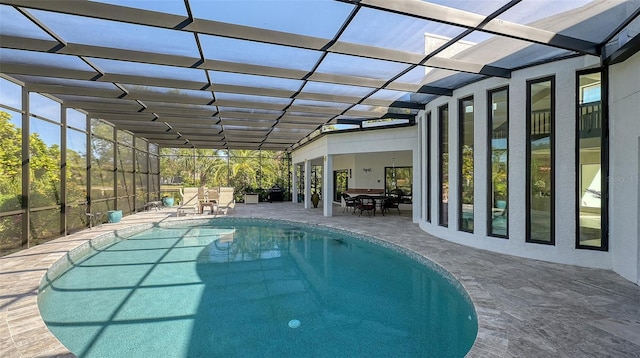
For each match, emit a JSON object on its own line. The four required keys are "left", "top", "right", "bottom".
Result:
{"left": 382, "top": 195, "right": 401, "bottom": 215}
{"left": 341, "top": 193, "right": 357, "bottom": 213}
{"left": 177, "top": 187, "right": 200, "bottom": 216}
{"left": 356, "top": 196, "right": 375, "bottom": 217}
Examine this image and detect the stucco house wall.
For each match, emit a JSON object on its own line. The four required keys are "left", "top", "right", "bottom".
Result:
{"left": 609, "top": 50, "right": 640, "bottom": 284}
{"left": 291, "top": 53, "right": 639, "bottom": 284}
{"left": 418, "top": 54, "right": 639, "bottom": 284}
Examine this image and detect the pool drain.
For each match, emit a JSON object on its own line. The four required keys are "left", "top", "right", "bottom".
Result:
{"left": 288, "top": 319, "right": 301, "bottom": 328}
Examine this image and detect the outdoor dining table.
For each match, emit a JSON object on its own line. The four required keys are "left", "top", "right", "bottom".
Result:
{"left": 354, "top": 195, "right": 392, "bottom": 216}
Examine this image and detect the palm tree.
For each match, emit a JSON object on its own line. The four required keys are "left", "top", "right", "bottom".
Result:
{"left": 161, "top": 148, "right": 226, "bottom": 186}
{"left": 160, "top": 148, "right": 288, "bottom": 201}
{"left": 228, "top": 150, "right": 262, "bottom": 191}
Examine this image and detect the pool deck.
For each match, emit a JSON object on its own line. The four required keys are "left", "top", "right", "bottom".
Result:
{"left": 1, "top": 202, "right": 639, "bottom": 357}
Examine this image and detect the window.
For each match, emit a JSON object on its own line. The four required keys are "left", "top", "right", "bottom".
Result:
{"left": 576, "top": 70, "right": 607, "bottom": 250}
{"left": 526, "top": 77, "right": 554, "bottom": 244}
{"left": 311, "top": 165, "right": 322, "bottom": 195}
{"left": 296, "top": 164, "right": 305, "bottom": 201}
{"left": 385, "top": 166, "right": 412, "bottom": 203}
{"left": 438, "top": 105, "right": 449, "bottom": 227}
{"left": 488, "top": 87, "right": 508, "bottom": 237}
{"left": 426, "top": 112, "right": 432, "bottom": 223}
{"left": 458, "top": 97, "right": 474, "bottom": 233}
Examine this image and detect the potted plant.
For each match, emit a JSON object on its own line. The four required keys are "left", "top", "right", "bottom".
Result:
{"left": 107, "top": 209, "right": 123, "bottom": 223}
{"left": 162, "top": 194, "right": 174, "bottom": 207}
{"left": 243, "top": 187, "right": 259, "bottom": 204}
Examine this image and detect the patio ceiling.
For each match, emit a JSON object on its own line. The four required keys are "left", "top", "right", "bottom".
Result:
{"left": 1, "top": 0, "right": 638, "bottom": 151}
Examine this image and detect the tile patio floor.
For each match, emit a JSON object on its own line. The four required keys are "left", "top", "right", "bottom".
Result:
{"left": 1, "top": 202, "right": 639, "bottom": 357}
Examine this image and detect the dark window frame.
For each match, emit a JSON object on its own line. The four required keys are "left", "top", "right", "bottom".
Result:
{"left": 384, "top": 166, "right": 413, "bottom": 204}
{"left": 438, "top": 104, "right": 449, "bottom": 227}
{"left": 526, "top": 76, "right": 556, "bottom": 245}
{"left": 575, "top": 68, "right": 609, "bottom": 251}
{"left": 487, "top": 86, "right": 509, "bottom": 239}
{"left": 458, "top": 95, "right": 474, "bottom": 233}
{"left": 426, "top": 111, "right": 432, "bottom": 223}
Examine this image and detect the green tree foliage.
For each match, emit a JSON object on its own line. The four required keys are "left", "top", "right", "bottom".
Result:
{"left": 0, "top": 112, "right": 61, "bottom": 207}
{"left": 90, "top": 120, "right": 115, "bottom": 176}
{"left": 1, "top": 111, "right": 63, "bottom": 251}
{"left": 160, "top": 148, "right": 227, "bottom": 186}
{"left": 28, "top": 122, "right": 62, "bottom": 242}
{"left": 160, "top": 148, "right": 289, "bottom": 200}
{"left": 0, "top": 111, "right": 21, "bottom": 207}
{"left": 461, "top": 144, "right": 474, "bottom": 204}
{"left": 229, "top": 149, "right": 263, "bottom": 191}
{"left": 29, "top": 133, "right": 61, "bottom": 206}
{"left": 492, "top": 148, "right": 507, "bottom": 202}
{"left": 195, "top": 149, "right": 226, "bottom": 186}
{"left": 66, "top": 131, "right": 88, "bottom": 204}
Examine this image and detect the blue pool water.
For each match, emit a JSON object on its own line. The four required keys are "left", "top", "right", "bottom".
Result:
{"left": 39, "top": 218, "right": 477, "bottom": 357}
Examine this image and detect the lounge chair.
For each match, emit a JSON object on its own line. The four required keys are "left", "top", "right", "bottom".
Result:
{"left": 177, "top": 187, "right": 200, "bottom": 216}
{"left": 217, "top": 187, "right": 236, "bottom": 214}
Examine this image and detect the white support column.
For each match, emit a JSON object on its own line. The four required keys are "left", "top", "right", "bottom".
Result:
{"left": 292, "top": 163, "right": 298, "bottom": 203}
{"left": 304, "top": 160, "right": 312, "bottom": 209}
{"left": 323, "top": 155, "right": 334, "bottom": 217}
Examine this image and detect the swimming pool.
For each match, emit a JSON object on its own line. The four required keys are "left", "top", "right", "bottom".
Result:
{"left": 39, "top": 218, "right": 477, "bottom": 357}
